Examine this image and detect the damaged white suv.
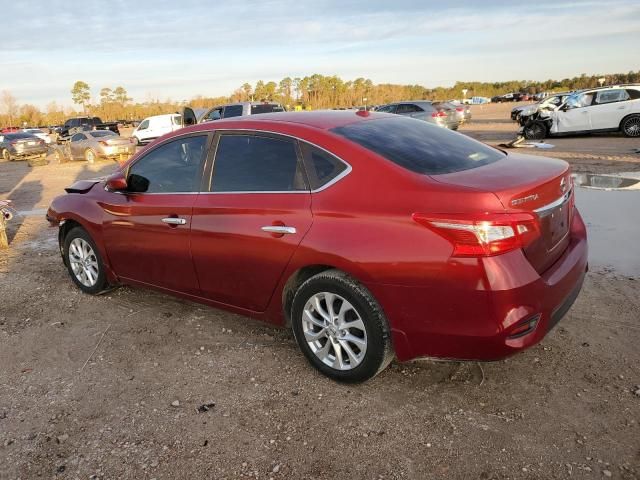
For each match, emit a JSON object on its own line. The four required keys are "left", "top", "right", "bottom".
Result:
{"left": 521, "top": 85, "right": 640, "bottom": 139}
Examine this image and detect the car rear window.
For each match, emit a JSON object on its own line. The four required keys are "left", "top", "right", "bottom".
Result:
{"left": 89, "top": 131, "right": 115, "bottom": 138}
{"left": 4, "top": 133, "right": 34, "bottom": 139}
{"left": 331, "top": 117, "right": 503, "bottom": 175}
{"left": 251, "top": 104, "right": 285, "bottom": 115}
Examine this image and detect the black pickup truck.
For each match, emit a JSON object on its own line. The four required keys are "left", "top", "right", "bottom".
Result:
{"left": 56, "top": 117, "right": 120, "bottom": 143}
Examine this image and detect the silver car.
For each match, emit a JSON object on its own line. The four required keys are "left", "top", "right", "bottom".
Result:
{"left": 375, "top": 101, "right": 460, "bottom": 129}
{"left": 0, "top": 132, "right": 48, "bottom": 162}
{"left": 65, "top": 130, "right": 135, "bottom": 163}
{"left": 183, "top": 101, "right": 286, "bottom": 125}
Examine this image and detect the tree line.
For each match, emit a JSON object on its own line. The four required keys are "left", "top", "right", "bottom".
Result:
{"left": 1, "top": 70, "right": 639, "bottom": 127}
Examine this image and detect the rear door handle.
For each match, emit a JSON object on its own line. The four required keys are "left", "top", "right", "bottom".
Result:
{"left": 162, "top": 217, "right": 187, "bottom": 225}
{"left": 261, "top": 225, "right": 296, "bottom": 235}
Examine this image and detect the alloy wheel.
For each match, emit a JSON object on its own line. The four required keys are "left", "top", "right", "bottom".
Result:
{"left": 302, "top": 292, "right": 367, "bottom": 371}
{"left": 623, "top": 117, "right": 640, "bottom": 137}
{"left": 68, "top": 238, "right": 99, "bottom": 287}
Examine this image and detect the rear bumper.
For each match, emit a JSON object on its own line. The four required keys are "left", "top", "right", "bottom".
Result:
{"left": 366, "top": 209, "right": 589, "bottom": 362}
{"left": 11, "top": 148, "right": 48, "bottom": 158}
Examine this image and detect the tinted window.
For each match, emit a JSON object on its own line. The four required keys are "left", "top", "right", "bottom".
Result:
{"left": 127, "top": 135, "right": 207, "bottom": 193}
{"left": 89, "top": 131, "right": 115, "bottom": 138}
{"left": 71, "top": 133, "right": 86, "bottom": 142}
{"left": 331, "top": 117, "right": 503, "bottom": 175}
{"left": 223, "top": 105, "right": 244, "bottom": 118}
{"left": 627, "top": 89, "right": 640, "bottom": 100}
{"left": 137, "top": 120, "right": 149, "bottom": 130}
{"left": 5, "top": 133, "right": 34, "bottom": 140}
{"left": 172, "top": 115, "right": 182, "bottom": 125}
{"left": 251, "top": 104, "right": 285, "bottom": 115}
{"left": 595, "top": 89, "right": 630, "bottom": 104}
{"left": 300, "top": 142, "right": 347, "bottom": 190}
{"left": 396, "top": 104, "right": 423, "bottom": 114}
{"left": 211, "top": 135, "right": 307, "bottom": 192}
{"left": 376, "top": 104, "right": 396, "bottom": 113}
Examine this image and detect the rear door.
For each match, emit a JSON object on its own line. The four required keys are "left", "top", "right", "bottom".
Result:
{"left": 190, "top": 132, "right": 313, "bottom": 312}
{"left": 101, "top": 133, "right": 210, "bottom": 294}
{"left": 589, "top": 89, "right": 631, "bottom": 130}
{"left": 222, "top": 105, "right": 244, "bottom": 118}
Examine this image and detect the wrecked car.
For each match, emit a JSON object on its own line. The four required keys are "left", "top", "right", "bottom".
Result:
{"left": 519, "top": 85, "right": 640, "bottom": 139}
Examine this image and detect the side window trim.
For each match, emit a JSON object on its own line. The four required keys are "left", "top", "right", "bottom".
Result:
{"left": 203, "top": 130, "right": 351, "bottom": 194}
{"left": 122, "top": 132, "right": 214, "bottom": 195}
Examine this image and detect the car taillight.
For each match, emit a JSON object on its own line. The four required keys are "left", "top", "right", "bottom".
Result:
{"left": 431, "top": 111, "right": 447, "bottom": 118}
{"left": 412, "top": 212, "right": 540, "bottom": 257}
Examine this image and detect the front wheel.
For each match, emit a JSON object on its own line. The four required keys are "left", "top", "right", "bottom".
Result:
{"left": 291, "top": 270, "right": 394, "bottom": 383}
{"left": 523, "top": 121, "right": 547, "bottom": 140}
{"left": 84, "top": 149, "right": 97, "bottom": 163}
{"left": 1, "top": 149, "right": 12, "bottom": 162}
{"left": 63, "top": 226, "right": 108, "bottom": 294}
{"left": 621, "top": 115, "right": 640, "bottom": 137}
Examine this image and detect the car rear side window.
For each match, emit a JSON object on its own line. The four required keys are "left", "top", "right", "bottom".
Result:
{"left": 211, "top": 134, "right": 307, "bottom": 192}
{"left": 127, "top": 135, "right": 207, "bottom": 193}
{"left": 626, "top": 89, "right": 640, "bottom": 100}
{"left": 331, "top": 117, "right": 503, "bottom": 175}
{"left": 299, "top": 142, "right": 348, "bottom": 190}
{"left": 223, "top": 105, "right": 244, "bottom": 118}
{"left": 595, "top": 89, "right": 630, "bottom": 104}
{"left": 251, "top": 104, "right": 284, "bottom": 115}
{"left": 396, "top": 104, "right": 423, "bottom": 114}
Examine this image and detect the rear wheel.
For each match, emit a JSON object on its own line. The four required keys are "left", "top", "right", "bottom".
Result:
{"left": 63, "top": 226, "right": 108, "bottom": 294}
{"left": 291, "top": 269, "right": 393, "bottom": 383}
{"left": 621, "top": 115, "right": 640, "bottom": 137}
{"left": 84, "top": 149, "right": 97, "bottom": 163}
{"left": 523, "top": 121, "right": 547, "bottom": 140}
{"left": 1, "top": 149, "right": 11, "bottom": 162}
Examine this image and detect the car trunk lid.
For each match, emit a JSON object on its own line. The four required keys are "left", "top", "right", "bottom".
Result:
{"left": 430, "top": 152, "right": 573, "bottom": 273}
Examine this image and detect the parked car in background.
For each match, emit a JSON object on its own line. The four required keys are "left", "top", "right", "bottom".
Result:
{"left": 131, "top": 114, "right": 182, "bottom": 145}
{"left": 57, "top": 117, "right": 120, "bottom": 142}
{"left": 491, "top": 93, "right": 520, "bottom": 103}
{"left": 47, "top": 110, "right": 587, "bottom": 382}
{"left": 376, "top": 101, "right": 460, "bottom": 129}
{"left": 1, "top": 127, "right": 20, "bottom": 133}
{"left": 63, "top": 130, "right": 136, "bottom": 163}
{"left": 0, "top": 132, "right": 48, "bottom": 161}
{"left": 512, "top": 92, "right": 572, "bottom": 121}
{"left": 520, "top": 85, "right": 640, "bottom": 139}
{"left": 447, "top": 100, "right": 472, "bottom": 122}
{"left": 182, "top": 101, "right": 285, "bottom": 126}
{"left": 21, "top": 128, "right": 52, "bottom": 144}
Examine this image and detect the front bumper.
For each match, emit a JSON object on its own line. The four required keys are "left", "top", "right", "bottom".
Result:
{"left": 11, "top": 148, "right": 48, "bottom": 159}
{"left": 366, "top": 209, "right": 589, "bottom": 362}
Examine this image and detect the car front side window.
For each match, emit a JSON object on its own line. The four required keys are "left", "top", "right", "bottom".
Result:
{"left": 137, "top": 120, "right": 149, "bottom": 130}
{"left": 126, "top": 135, "right": 208, "bottom": 193}
{"left": 210, "top": 134, "right": 307, "bottom": 192}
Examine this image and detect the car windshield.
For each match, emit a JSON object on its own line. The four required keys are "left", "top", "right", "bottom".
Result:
{"left": 89, "top": 131, "right": 116, "bottom": 138}
{"left": 4, "top": 133, "right": 35, "bottom": 139}
{"left": 332, "top": 117, "right": 503, "bottom": 175}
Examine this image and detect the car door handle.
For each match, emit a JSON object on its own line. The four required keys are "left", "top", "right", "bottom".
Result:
{"left": 261, "top": 225, "right": 296, "bottom": 235}
{"left": 162, "top": 217, "right": 187, "bottom": 225}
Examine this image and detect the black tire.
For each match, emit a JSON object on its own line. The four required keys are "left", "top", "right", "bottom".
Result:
{"left": 291, "top": 269, "right": 394, "bottom": 383}
{"left": 63, "top": 226, "right": 108, "bottom": 294}
{"left": 620, "top": 115, "right": 640, "bottom": 137}
{"left": 1, "top": 149, "right": 11, "bottom": 162}
{"left": 523, "top": 121, "right": 547, "bottom": 140}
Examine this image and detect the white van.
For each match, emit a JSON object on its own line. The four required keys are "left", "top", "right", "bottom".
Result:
{"left": 132, "top": 114, "right": 182, "bottom": 145}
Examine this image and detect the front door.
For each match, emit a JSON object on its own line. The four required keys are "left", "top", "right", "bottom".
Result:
{"left": 553, "top": 92, "right": 594, "bottom": 133}
{"left": 101, "top": 133, "right": 210, "bottom": 295}
{"left": 190, "top": 132, "right": 313, "bottom": 312}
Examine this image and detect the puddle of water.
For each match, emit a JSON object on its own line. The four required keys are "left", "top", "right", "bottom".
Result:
{"left": 574, "top": 176, "right": 640, "bottom": 278}
{"left": 573, "top": 172, "right": 640, "bottom": 190}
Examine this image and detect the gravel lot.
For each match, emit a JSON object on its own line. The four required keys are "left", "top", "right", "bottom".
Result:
{"left": 1, "top": 103, "right": 639, "bottom": 479}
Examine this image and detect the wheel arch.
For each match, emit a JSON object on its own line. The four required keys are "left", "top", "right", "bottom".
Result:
{"left": 280, "top": 264, "right": 338, "bottom": 327}
{"left": 619, "top": 113, "right": 640, "bottom": 130}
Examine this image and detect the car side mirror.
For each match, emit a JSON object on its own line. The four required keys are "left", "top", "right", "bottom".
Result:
{"left": 105, "top": 172, "right": 128, "bottom": 191}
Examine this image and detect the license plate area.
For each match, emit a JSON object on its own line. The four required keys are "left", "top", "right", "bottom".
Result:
{"left": 536, "top": 190, "right": 572, "bottom": 250}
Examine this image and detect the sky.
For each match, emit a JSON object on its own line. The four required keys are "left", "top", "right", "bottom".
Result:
{"left": 1, "top": 0, "right": 639, "bottom": 108}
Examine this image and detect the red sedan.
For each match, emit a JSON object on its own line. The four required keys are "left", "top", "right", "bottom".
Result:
{"left": 47, "top": 111, "right": 588, "bottom": 382}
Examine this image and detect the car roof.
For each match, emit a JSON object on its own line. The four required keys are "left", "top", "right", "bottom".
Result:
{"left": 222, "top": 101, "right": 282, "bottom": 107}
{"left": 184, "top": 110, "right": 391, "bottom": 131}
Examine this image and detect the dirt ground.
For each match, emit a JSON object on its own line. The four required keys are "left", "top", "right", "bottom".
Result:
{"left": 1, "top": 104, "right": 639, "bottom": 480}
